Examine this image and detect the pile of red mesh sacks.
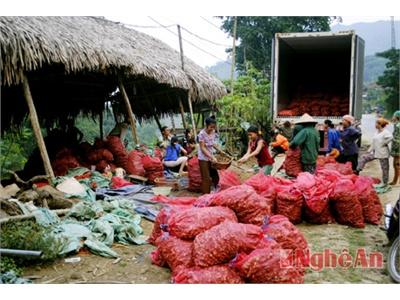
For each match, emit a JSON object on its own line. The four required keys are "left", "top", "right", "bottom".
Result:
{"left": 149, "top": 165, "right": 383, "bottom": 283}
{"left": 148, "top": 179, "right": 308, "bottom": 284}
{"left": 277, "top": 96, "right": 349, "bottom": 117}
{"left": 285, "top": 155, "right": 354, "bottom": 178}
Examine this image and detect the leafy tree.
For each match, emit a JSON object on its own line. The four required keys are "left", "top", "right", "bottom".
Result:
{"left": 376, "top": 48, "right": 400, "bottom": 117}
{"left": 216, "top": 63, "right": 271, "bottom": 155}
{"left": 220, "top": 16, "right": 334, "bottom": 76}
{"left": 0, "top": 122, "right": 35, "bottom": 178}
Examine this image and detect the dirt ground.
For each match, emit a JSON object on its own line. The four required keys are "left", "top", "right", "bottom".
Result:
{"left": 22, "top": 155, "right": 399, "bottom": 284}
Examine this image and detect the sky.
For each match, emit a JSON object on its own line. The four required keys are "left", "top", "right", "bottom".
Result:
{"left": 106, "top": 16, "right": 394, "bottom": 68}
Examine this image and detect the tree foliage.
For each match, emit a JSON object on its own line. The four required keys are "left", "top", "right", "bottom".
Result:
{"left": 220, "top": 16, "right": 334, "bottom": 76}
{"left": 216, "top": 64, "right": 270, "bottom": 154}
{"left": 376, "top": 48, "right": 400, "bottom": 117}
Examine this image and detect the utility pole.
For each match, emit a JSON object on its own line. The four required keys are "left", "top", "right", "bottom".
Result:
{"left": 391, "top": 16, "right": 396, "bottom": 49}
{"left": 230, "top": 16, "right": 237, "bottom": 94}
{"left": 177, "top": 24, "right": 197, "bottom": 139}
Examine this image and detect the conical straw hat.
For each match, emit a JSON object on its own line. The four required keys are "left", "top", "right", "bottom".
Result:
{"left": 295, "top": 113, "right": 318, "bottom": 124}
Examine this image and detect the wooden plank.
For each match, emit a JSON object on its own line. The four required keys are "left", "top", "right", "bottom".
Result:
{"left": 21, "top": 74, "right": 55, "bottom": 180}
{"left": 118, "top": 79, "right": 139, "bottom": 145}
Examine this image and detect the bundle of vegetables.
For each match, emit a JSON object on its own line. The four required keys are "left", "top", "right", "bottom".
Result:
{"left": 142, "top": 155, "right": 164, "bottom": 184}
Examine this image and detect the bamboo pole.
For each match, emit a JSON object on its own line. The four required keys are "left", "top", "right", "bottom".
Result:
{"left": 118, "top": 79, "right": 139, "bottom": 145}
{"left": 21, "top": 74, "right": 55, "bottom": 180}
{"left": 187, "top": 93, "right": 197, "bottom": 140}
{"left": 178, "top": 98, "right": 188, "bottom": 129}
{"left": 153, "top": 113, "right": 163, "bottom": 134}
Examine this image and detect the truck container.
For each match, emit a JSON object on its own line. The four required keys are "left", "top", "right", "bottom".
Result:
{"left": 271, "top": 31, "right": 365, "bottom": 124}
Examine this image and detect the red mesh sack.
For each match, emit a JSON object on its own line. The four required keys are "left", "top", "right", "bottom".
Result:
{"left": 126, "top": 150, "right": 146, "bottom": 176}
{"left": 167, "top": 206, "right": 238, "bottom": 239}
{"left": 173, "top": 265, "right": 243, "bottom": 284}
{"left": 354, "top": 176, "right": 383, "bottom": 225}
{"left": 148, "top": 205, "right": 190, "bottom": 245}
{"left": 244, "top": 173, "right": 276, "bottom": 194}
{"left": 106, "top": 136, "right": 128, "bottom": 169}
{"left": 208, "top": 185, "right": 272, "bottom": 225}
{"left": 154, "top": 233, "right": 193, "bottom": 272}
{"left": 275, "top": 186, "right": 304, "bottom": 224}
{"left": 110, "top": 176, "right": 133, "bottom": 189}
{"left": 151, "top": 195, "right": 197, "bottom": 206}
{"left": 95, "top": 159, "right": 109, "bottom": 172}
{"left": 153, "top": 148, "right": 164, "bottom": 161}
{"left": 232, "top": 238, "right": 304, "bottom": 283}
{"left": 88, "top": 149, "right": 114, "bottom": 163}
{"left": 295, "top": 173, "right": 333, "bottom": 224}
{"left": 52, "top": 149, "right": 80, "bottom": 176}
{"left": 244, "top": 174, "right": 277, "bottom": 213}
{"left": 142, "top": 155, "right": 164, "bottom": 184}
{"left": 283, "top": 148, "right": 302, "bottom": 177}
{"left": 262, "top": 215, "right": 308, "bottom": 265}
{"left": 322, "top": 162, "right": 353, "bottom": 175}
{"left": 188, "top": 156, "right": 202, "bottom": 192}
{"left": 218, "top": 170, "right": 241, "bottom": 190}
{"left": 316, "top": 156, "right": 336, "bottom": 168}
{"left": 330, "top": 179, "right": 365, "bottom": 228}
{"left": 150, "top": 248, "right": 165, "bottom": 267}
{"left": 193, "top": 193, "right": 216, "bottom": 207}
{"left": 193, "top": 221, "right": 263, "bottom": 267}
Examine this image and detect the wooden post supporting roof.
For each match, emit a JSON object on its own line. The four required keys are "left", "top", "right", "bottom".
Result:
{"left": 99, "top": 109, "right": 104, "bottom": 140}
{"left": 178, "top": 98, "right": 188, "bottom": 129}
{"left": 118, "top": 79, "right": 139, "bottom": 145}
{"left": 21, "top": 73, "right": 55, "bottom": 180}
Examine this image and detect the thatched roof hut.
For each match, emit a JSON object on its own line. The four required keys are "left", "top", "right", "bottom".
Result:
{"left": 0, "top": 16, "right": 226, "bottom": 130}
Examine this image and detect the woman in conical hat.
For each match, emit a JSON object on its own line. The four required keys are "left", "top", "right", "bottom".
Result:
{"left": 289, "top": 114, "right": 320, "bottom": 174}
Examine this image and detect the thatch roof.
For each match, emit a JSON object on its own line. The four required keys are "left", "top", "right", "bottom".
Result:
{"left": 0, "top": 17, "right": 226, "bottom": 131}
{"left": 0, "top": 16, "right": 226, "bottom": 101}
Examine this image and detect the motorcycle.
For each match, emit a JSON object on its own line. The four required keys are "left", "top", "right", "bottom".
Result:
{"left": 384, "top": 194, "right": 400, "bottom": 283}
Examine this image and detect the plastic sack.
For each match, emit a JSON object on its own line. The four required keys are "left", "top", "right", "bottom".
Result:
{"left": 167, "top": 206, "right": 238, "bottom": 239}
{"left": 354, "top": 176, "right": 383, "bottom": 225}
{"left": 110, "top": 176, "right": 133, "bottom": 189}
{"left": 232, "top": 238, "right": 304, "bottom": 283}
{"left": 154, "top": 233, "right": 193, "bottom": 272}
{"left": 218, "top": 170, "right": 241, "bottom": 190}
{"left": 275, "top": 186, "right": 304, "bottom": 224}
{"left": 244, "top": 173, "right": 277, "bottom": 196}
{"left": 207, "top": 185, "right": 272, "bottom": 225}
{"left": 330, "top": 179, "right": 365, "bottom": 228}
{"left": 173, "top": 265, "right": 243, "bottom": 284}
{"left": 151, "top": 195, "right": 198, "bottom": 206}
{"left": 283, "top": 148, "right": 302, "bottom": 177}
{"left": 192, "top": 221, "right": 263, "bottom": 267}
{"left": 126, "top": 150, "right": 146, "bottom": 176}
{"left": 188, "top": 156, "right": 202, "bottom": 192}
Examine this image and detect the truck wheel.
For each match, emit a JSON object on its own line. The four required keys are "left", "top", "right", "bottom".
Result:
{"left": 388, "top": 236, "right": 400, "bottom": 283}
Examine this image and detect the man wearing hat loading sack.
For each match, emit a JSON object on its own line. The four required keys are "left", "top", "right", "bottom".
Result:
{"left": 289, "top": 114, "right": 320, "bottom": 174}
{"left": 337, "top": 114, "right": 361, "bottom": 172}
